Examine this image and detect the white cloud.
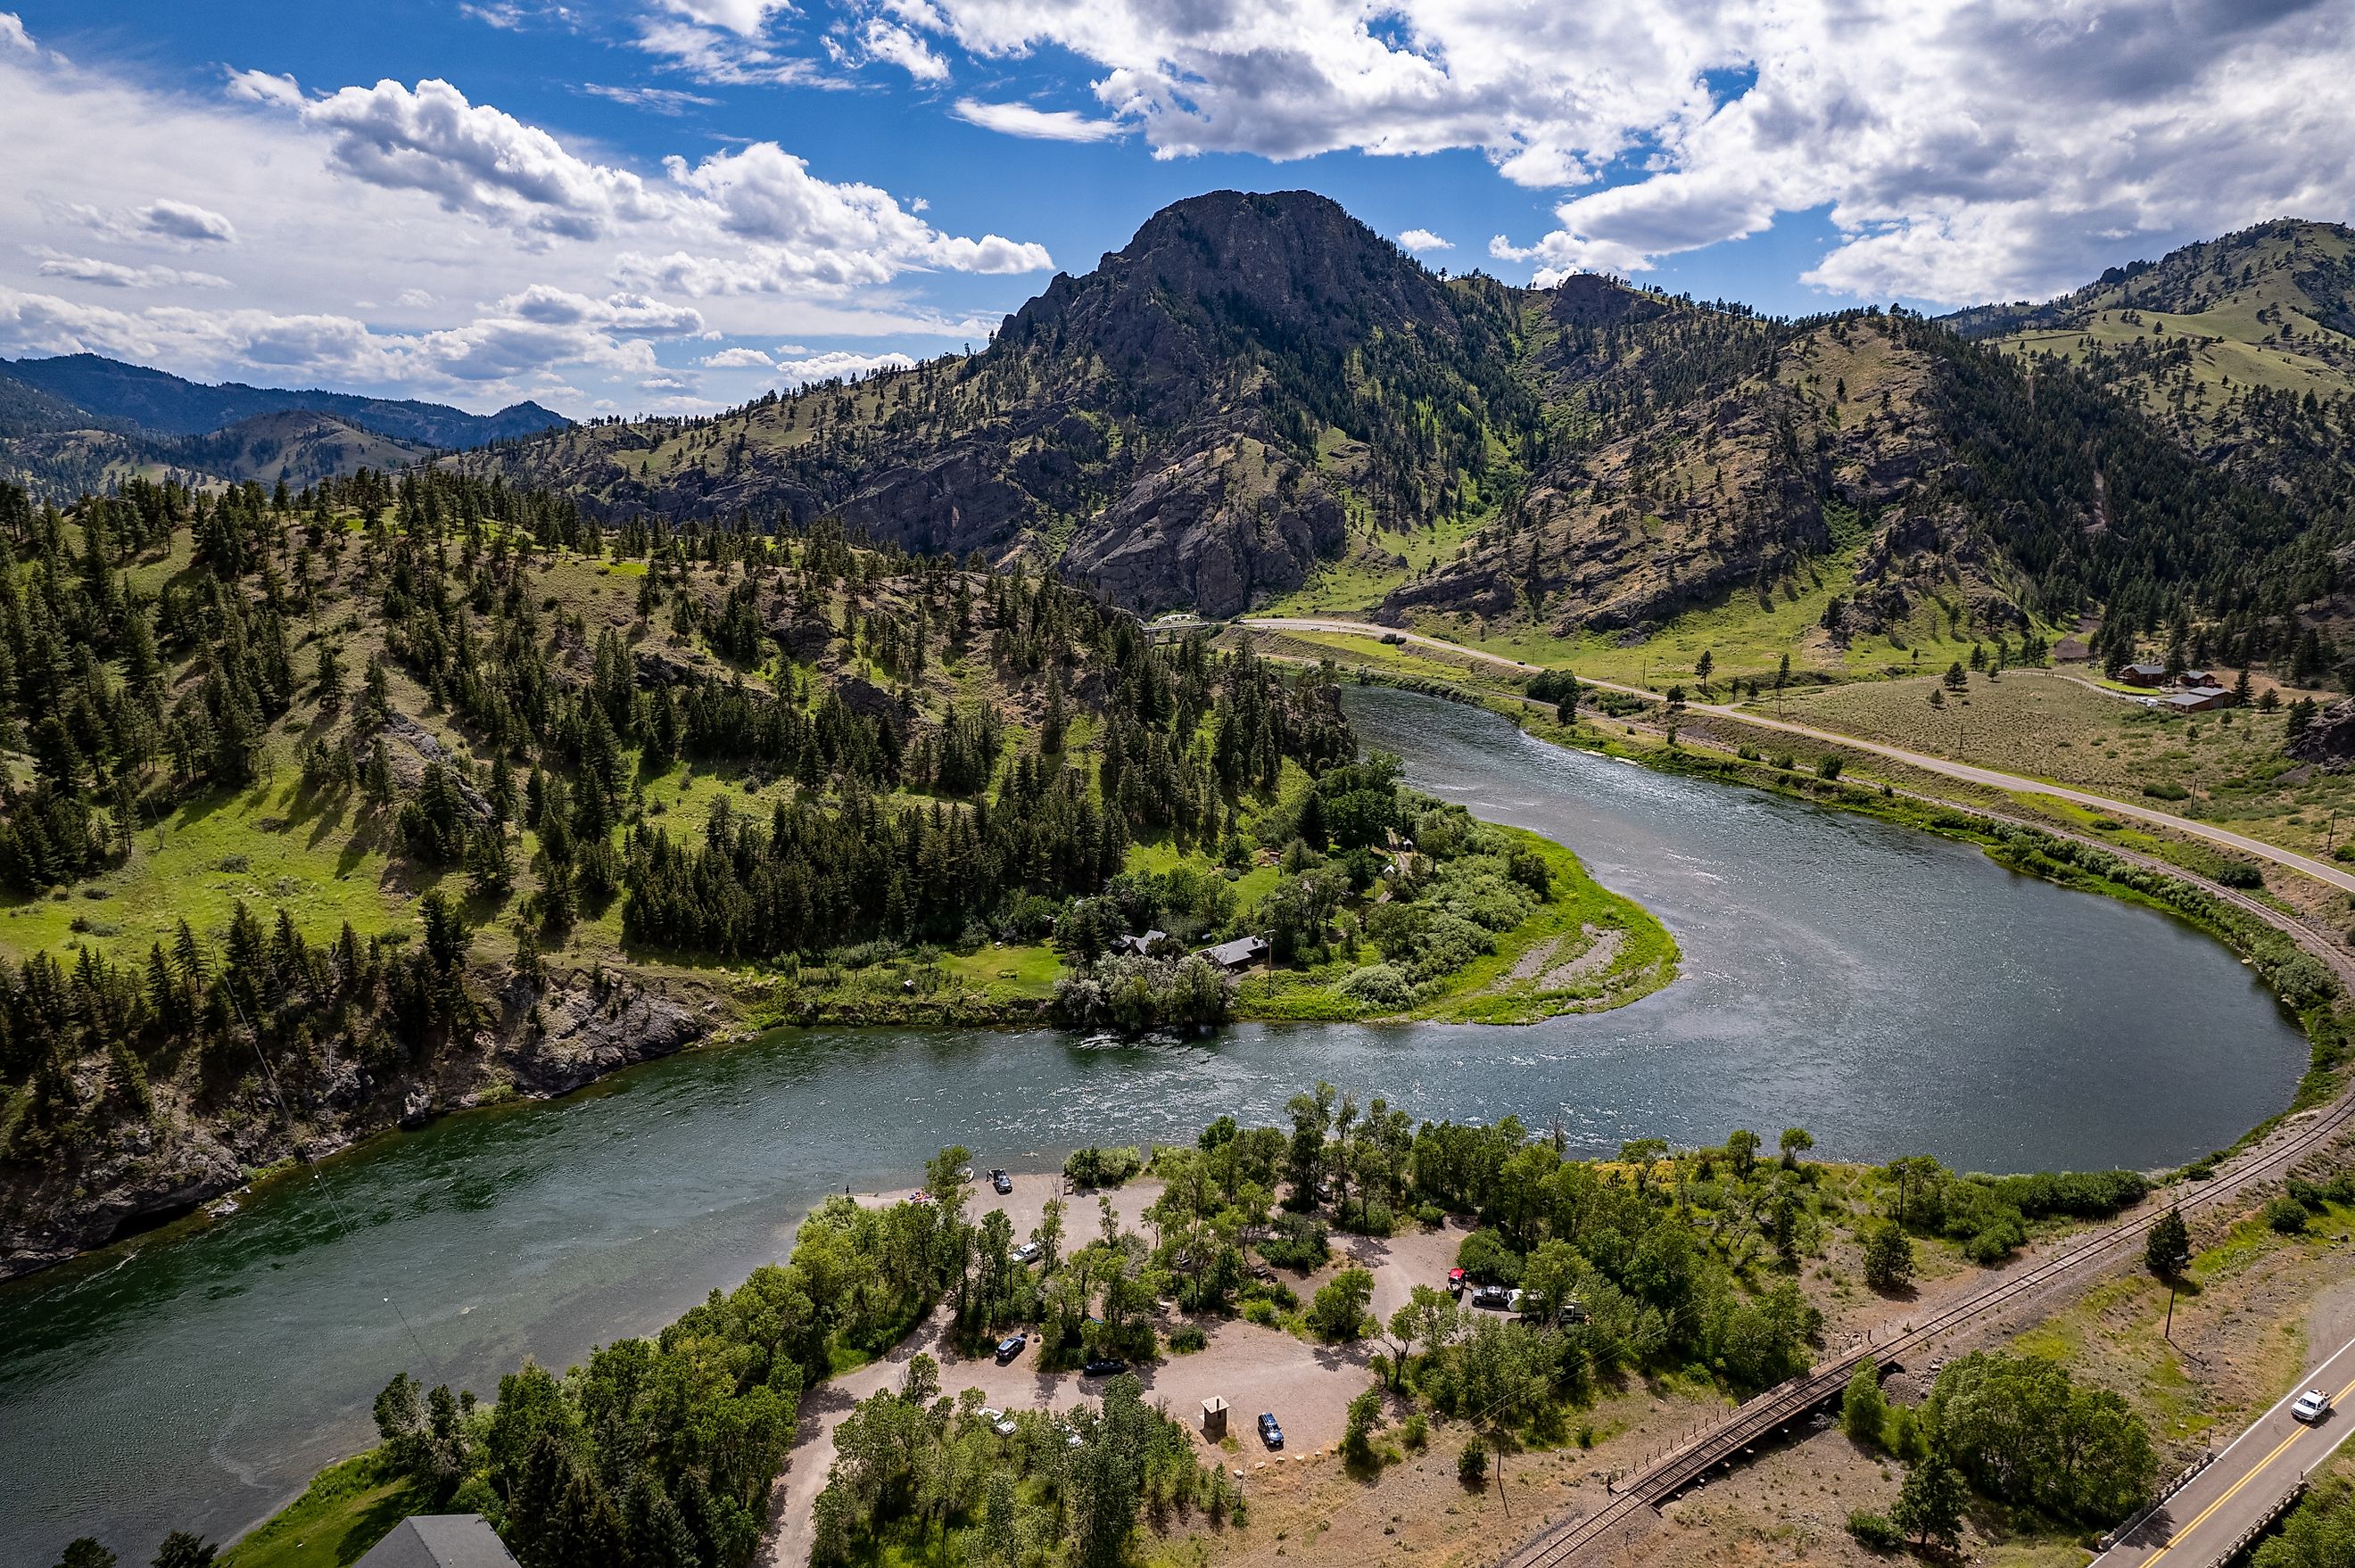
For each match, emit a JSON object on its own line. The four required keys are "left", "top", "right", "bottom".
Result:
{"left": 581, "top": 82, "right": 716, "bottom": 113}
{"left": 631, "top": 13, "right": 836, "bottom": 86}
{"left": 302, "top": 78, "right": 663, "bottom": 241}
{"left": 1397, "top": 227, "right": 1450, "bottom": 252}
{"left": 225, "top": 68, "right": 304, "bottom": 109}
{"left": 135, "top": 199, "right": 239, "bottom": 246}
{"left": 903, "top": 0, "right": 2355, "bottom": 305}
{"left": 951, "top": 97, "right": 1126, "bottom": 142}
{"left": 0, "top": 12, "right": 32, "bottom": 55}
{"left": 701, "top": 345, "right": 775, "bottom": 367}
{"left": 663, "top": 0, "right": 788, "bottom": 37}
{"left": 776, "top": 348, "right": 915, "bottom": 384}
{"left": 862, "top": 20, "right": 950, "bottom": 81}
{"left": 0, "top": 42, "right": 1045, "bottom": 411}
{"left": 29, "top": 249, "right": 231, "bottom": 289}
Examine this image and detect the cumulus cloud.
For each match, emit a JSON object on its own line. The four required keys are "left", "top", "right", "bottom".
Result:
{"left": 0, "top": 12, "right": 32, "bottom": 54}
{"left": 900, "top": 0, "right": 2355, "bottom": 304}
{"left": 951, "top": 97, "right": 1126, "bottom": 142}
{"left": 701, "top": 345, "right": 774, "bottom": 367}
{"left": 0, "top": 40, "right": 1038, "bottom": 410}
{"left": 302, "top": 78, "right": 664, "bottom": 241}
{"left": 1397, "top": 227, "right": 1450, "bottom": 252}
{"left": 776, "top": 348, "right": 916, "bottom": 384}
{"left": 225, "top": 68, "right": 304, "bottom": 109}
{"left": 862, "top": 20, "right": 950, "bottom": 81}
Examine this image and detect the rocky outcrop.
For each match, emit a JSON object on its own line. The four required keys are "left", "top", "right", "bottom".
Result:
{"left": 0, "top": 1126, "right": 246, "bottom": 1280}
{"left": 1061, "top": 429, "right": 1348, "bottom": 617}
{"left": 0, "top": 976, "right": 713, "bottom": 1282}
{"left": 372, "top": 712, "right": 493, "bottom": 820}
{"left": 500, "top": 979, "right": 706, "bottom": 1097}
{"left": 2290, "top": 698, "right": 2355, "bottom": 768}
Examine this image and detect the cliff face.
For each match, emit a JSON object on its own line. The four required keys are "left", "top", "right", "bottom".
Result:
{"left": 0, "top": 976, "right": 703, "bottom": 1283}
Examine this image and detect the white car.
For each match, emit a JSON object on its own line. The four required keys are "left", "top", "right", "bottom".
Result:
{"left": 2293, "top": 1389, "right": 2332, "bottom": 1424}
{"left": 1012, "top": 1241, "right": 1043, "bottom": 1265}
{"left": 980, "top": 1407, "right": 1019, "bottom": 1437}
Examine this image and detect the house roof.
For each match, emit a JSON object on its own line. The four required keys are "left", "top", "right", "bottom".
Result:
{"left": 356, "top": 1517, "right": 518, "bottom": 1568}
{"left": 1202, "top": 936, "right": 1268, "bottom": 966}
{"left": 1114, "top": 929, "right": 1169, "bottom": 953}
{"left": 2122, "top": 663, "right": 2168, "bottom": 676}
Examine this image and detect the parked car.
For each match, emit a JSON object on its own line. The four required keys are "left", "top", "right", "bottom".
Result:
{"left": 1012, "top": 1241, "right": 1042, "bottom": 1265}
{"left": 1258, "top": 1412, "right": 1284, "bottom": 1449}
{"left": 2293, "top": 1388, "right": 2334, "bottom": 1424}
{"left": 1082, "top": 1354, "right": 1127, "bottom": 1376}
{"left": 1446, "top": 1267, "right": 1467, "bottom": 1297}
{"left": 991, "top": 1168, "right": 1014, "bottom": 1194}
{"left": 981, "top": 1407, "right": 1019, "bottom": 1437}
{"left": 994, "top": 1333, "right": 1028, "bottom": 1365}
{"left": 1470, "top": 1283, "right": 1513, "bottom": 1310}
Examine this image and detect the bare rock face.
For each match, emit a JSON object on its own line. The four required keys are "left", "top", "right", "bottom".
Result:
{"left": 1062, "top": 429, "right": 1349, "bottom": 617}
{"left": 501, "top": 979, "right": 706, "bottom": 1097}
{"left": 0, "top": 1130, "right": 245, "bottom": 1280}
{"left": 2290, "top": 698, "right": 2355, "bottom": 767}
{"left": 372, "top": 712, "right": 493, "bottom": 820}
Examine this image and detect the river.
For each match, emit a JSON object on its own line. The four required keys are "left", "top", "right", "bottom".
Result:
{"left": 0, "top": 687, "right": 2310, "bottom": 1562}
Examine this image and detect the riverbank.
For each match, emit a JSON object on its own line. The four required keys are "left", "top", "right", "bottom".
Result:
{"left": 1252, "top": 632, "right": 2355, "bottom": 1129}
{"left": 4, "top": 687, "right": 2317, "bottom": 1566}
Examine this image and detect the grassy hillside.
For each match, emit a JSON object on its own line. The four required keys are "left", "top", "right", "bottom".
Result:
{"left": 0, "top": 464, "right": 1671, "bottom": 1281}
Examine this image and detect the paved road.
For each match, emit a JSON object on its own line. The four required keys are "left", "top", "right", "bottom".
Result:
{"left": 1239, "top": 617, "right": 2355, "bottom": 896}
{"left": 2095, "top": 1334, "right": 2355, "bottom": 1566}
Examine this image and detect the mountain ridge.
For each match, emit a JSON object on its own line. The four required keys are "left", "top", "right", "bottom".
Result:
{"left": 0, "top": 352, "right": 569, "bottom": 446}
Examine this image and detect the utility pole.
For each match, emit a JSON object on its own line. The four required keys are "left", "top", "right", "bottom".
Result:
{"left": 2164, "top": 1278, "right": 2177, "bottom": 1341}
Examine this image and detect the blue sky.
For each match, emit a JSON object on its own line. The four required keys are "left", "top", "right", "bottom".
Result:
{"left": 1, "top": 0, "right": 2347, "bottom": 416}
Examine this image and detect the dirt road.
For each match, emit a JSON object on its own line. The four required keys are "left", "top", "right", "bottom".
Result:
{"left": 1238, "top": 616, "right": 2355, "bottom": 896}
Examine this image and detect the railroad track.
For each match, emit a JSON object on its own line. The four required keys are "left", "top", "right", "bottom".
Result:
{"left": 1501, "top": 1092, "right": 2355, "bottom": 1568}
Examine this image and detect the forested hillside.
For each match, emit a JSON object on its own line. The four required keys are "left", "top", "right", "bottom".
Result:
{"left": 0, "top": 466, "right": 1368, "bottom": 1276}
{"left": 457, "top": 196, "right": 2355, "bottom": 687}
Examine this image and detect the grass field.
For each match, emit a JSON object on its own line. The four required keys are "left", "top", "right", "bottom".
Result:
{"left": 218, "top": 1451, "right": 427, "bottom": 1568}
{"left": 1776, "top": 669, "right": 2355, "bottom": 860}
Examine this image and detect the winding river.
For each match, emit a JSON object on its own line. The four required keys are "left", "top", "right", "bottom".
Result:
{"left": 0, "top": 687, "right": 2311, "bottom": 1563}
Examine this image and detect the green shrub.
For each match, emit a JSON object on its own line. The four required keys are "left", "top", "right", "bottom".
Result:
{"left": 1847, "top": 1511, "right": 1904, "bottom": 1550}
{"left": 2141, "top": 781, "right": 2191, "bottom": 801}
{"left": 1337, "top": 963, "right": 1414, "bottom": 1010}
{"left": 1458, "top": 1436, "right": 1488, "bottom": 1489}
{"left": 1062, "top": 1145, "right": 1144, "bottom": 1188}
{"left": 1259, "top": 1212, "right": 1329, "bottom": 1270}
{"left": 2268, "top": 1195, "right": 2310, "bottom": 1234}
{"left": 1168, "top": 1325, "right": 1208, "bottom": 1353}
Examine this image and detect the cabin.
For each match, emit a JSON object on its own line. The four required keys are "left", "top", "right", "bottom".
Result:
{"left": 2117, "top": 663, "right": 2169, "bottom": 687}
{"left": 1201, "top": 935, "right": 1269, "bottom": 973}
{"left": 356, "top": 1516, "right": 519, "bottom": 1568}
{"left": 1111, "top": 929, "right": 1169, "bottom": 958}
{"left": 2166, "top": 686, "right": 2232, "bottom": 713}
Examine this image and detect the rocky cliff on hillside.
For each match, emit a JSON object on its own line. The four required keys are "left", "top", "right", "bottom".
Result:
{"left": 0, "top": 975, "right": 707, "bottom": 1282}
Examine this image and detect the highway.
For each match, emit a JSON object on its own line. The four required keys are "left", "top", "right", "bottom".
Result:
{"left": 2095, "top": 1334, "right": 2355, "bottom": 1566}
{"left": 1487, "top": 1093, "right": 2355, "bottom": 1568}
{"left": 1237, "top": 617, "right": 2355, "bottom": 896}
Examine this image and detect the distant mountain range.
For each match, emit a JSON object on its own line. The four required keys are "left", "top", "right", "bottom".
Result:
{"left": 0, "top": 353, "right": 568, "bottom": 497}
